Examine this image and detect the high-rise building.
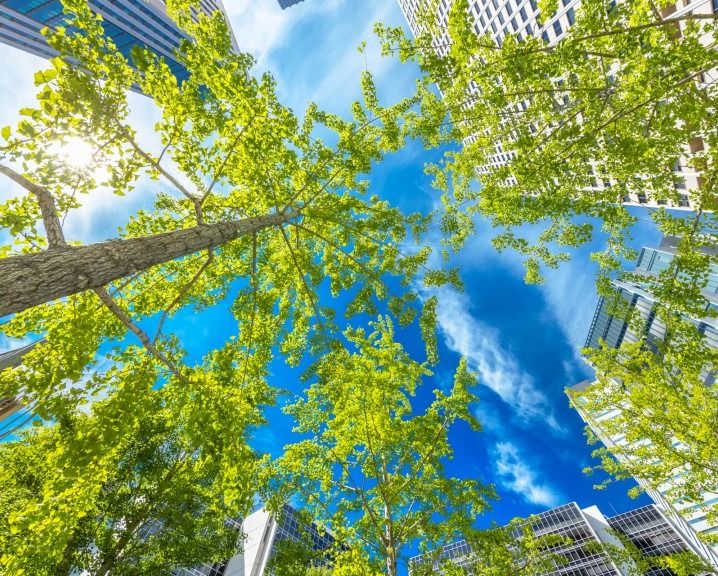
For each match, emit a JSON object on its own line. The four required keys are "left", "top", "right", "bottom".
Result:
{"left": 0, "top": 339, "right": 41, "bottom": 441}
{"left": 176, "top": 505, "right": 336, "bottom": 576}
{"left": 584, "top": 237, "right": 718, "bottom": 370}
{"left": 0, "top": 0, "right": 239, "bottom": 82}
{"left": 572, "top": 237, "right": 718, "bottom": 557}
{"left": 410, "top": 502, "right": 718, "bottom": 575}
{"left": 277, "top": 0, "right": 306, "bottom": 9}
{"left": 396, "top": 0, "right": 716, "bottom": 211}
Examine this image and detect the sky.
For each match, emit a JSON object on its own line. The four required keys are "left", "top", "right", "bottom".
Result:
{"left": 0, "top": 0, "right": 670, "bottom": 541}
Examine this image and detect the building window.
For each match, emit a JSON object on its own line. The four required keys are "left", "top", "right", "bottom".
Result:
{"left": 553, "top": 20, "right": 563, "bottom": 35}
{"left": 567, "top": 8, "right": 575, "bottom": 24}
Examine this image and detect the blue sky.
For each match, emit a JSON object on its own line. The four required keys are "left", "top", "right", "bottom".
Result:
{"left": 0, "top": 0, "right": 669, "bottom": 535}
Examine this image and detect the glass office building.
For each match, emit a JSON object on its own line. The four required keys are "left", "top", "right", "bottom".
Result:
{"left": 277, "top": 0, "right": 306, "bottom": 9}
{"left": 0, "top": 0, "right": 238, "bottom": 83}
{"left": 0, "top": 339, "right": 42, "bottom": 441}
{"left": 584, "top": 237, "right": 718, "bottom": 372}
{"left": 410, "top": 502, "right": 717, "bottom": 575}
{"left": 573, "top": 237, "right": 718, "bottom": 559}
{"left": 178, "top": 505, "right": 336, "bottom": 576}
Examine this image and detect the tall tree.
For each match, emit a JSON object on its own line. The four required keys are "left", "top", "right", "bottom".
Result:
{"left": 0, "top": 0, "right": 450, "bottom": 447}
{"left": 261, "top": 318, "right": 495, "bottom": 576}
{"left": 0, "top": 382, "right": 255, "bottom": 575}
{"left": 376, "top": 0, "right": 718, "bottom": 532}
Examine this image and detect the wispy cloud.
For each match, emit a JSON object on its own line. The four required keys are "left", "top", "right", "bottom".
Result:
{"left": 493, "top": 441, "right": 562, "bottom": 507}
{"left": 431, "top": 286, "right": 562, "bottom": 431}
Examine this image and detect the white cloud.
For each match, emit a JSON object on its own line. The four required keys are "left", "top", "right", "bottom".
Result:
{"left": 225, "top": 0, "right": 416, "bottom": 116}
{"left": 432, "top": 286, "right": 563, "bottom": 431}
{"left": 493, "top": 441, "right": 562, "bottom": 507}
{"left": 540, "top": 263, "right": 600, "bottom": 362}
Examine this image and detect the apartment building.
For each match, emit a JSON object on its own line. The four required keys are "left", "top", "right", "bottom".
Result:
{"left": 396, "top": 0, "right": 718, "bottom": 210}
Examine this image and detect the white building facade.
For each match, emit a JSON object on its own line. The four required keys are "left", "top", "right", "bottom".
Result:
{"left": 396, "top": 0, "right": 718, "bottom": 211}
{"left": 572, "top": 237, "right": 718, "bottom": 560}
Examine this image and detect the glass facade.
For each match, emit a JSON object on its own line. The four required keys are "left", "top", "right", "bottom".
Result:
{"left": 584, "top": 238, "right": 718, "bottom": 380}
{"left": 607, "top": 506, "right": 699, "bottom": 576}
{"left": 411, "top": 503, "right": 717, "bottom": 576}
{"left": 180, "top": 506, "right": 335, "bottom": 576}
{"left": 577, "top": 238, "right": 718, "bottom": 562}
{"left": 270, "top": 504, "right": 337, "bottom": 564}
{"left": 0, "top": 0, "right": 237, "bottom": 83}
{"left": 277, "top": 0, "right": 306, "bottom": 8}
{"left": 0, "top": 339, "right": 43, "bottom": 441}
{"left": 411, "top": 503, "right": 624, "bottom": 576}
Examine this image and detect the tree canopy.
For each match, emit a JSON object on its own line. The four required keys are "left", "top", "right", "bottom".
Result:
{"left": 0, "top": 0, "right": 454, "bottom": 570}
{"left": 0, "top": 395, "right": 242, "bottom": 576}
{"left": 377, "top": 0, "right": 718, "bottom": 540}
{"left": 261, "top": 318, "right": 494, "bottom": 576}
{"left": 1, "top": 0, "right": 718, "bottom": 572}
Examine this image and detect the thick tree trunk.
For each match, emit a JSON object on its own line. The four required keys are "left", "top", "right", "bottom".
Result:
{"left": 0, "top": 211, "right": 297, "bottom": 317}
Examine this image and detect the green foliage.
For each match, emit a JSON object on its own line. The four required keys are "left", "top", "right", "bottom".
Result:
{"left": 0, "top": 391, "right": 241, "bottom": 575}
{"left": 0, "top": 0, "right": 453, "bottom": 536}
{"left": 261, "top": 318, "right": 494, "bottom": 576}
{"left": 0, "top": 0, "right": 466, "bottom": 572}
{"left": 377, "top": 0, "right": 718, "bottom": 282}
{"left": 378, "top": 0, "right": 718, "bottom": 543}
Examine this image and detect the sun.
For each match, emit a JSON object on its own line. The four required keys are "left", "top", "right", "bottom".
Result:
{"left": 52, "top": 136, "right": 95, "bottom": 170}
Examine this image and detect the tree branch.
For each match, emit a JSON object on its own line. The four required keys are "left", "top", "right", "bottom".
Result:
{"left": 0, "top": 164, "right": 66, "bottom": 249}
{"left": 93, "top": 286, "right": 190, "bottom": 385}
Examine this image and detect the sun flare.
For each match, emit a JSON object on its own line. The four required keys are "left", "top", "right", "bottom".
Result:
{"left": 51, "top": 137, "right": 95, "bottom": 170}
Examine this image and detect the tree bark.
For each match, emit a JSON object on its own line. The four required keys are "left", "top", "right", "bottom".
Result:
{"left": 0, "top": 210, "right": 298, "bottom": 317}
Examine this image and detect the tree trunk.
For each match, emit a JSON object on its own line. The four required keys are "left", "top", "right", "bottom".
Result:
{"left": 0, "top": 210, "right": 297, "bottom": 317}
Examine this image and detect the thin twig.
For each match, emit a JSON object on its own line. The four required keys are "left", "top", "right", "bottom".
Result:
{"left": 93, "top": 286, "right": 190, "bottom": 385}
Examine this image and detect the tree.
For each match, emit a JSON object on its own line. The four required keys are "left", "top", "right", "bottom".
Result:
{"left": 570, "top": 316, "right": 718, "bottom": 542}
{"left": 0, "top": 0, "right": 450, "bottom": 480}
{"left": 376, "top": 0, "right": 718, "bottom": 284}
{"left": 0, "top": 0, "right": 459, "bottom": 569}
{"left": 376, "top": 0, "right": 718, "bottom": 535}
{"left": 0, "top": 389, "right": 245, "bottom": 576}
{"left": 260, "top": 318, "right": 495, "bottom": 576}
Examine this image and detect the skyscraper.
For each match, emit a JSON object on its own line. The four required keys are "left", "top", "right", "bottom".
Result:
{"left": 277, "top": 0, "right": 307, "bottom": 9}
{"left": 410, "top": 502, "right": 718, "bottom": 574}
{"left": 0, "top": 0, "right": 239, "bottom": 82}
{"left": 395, "top": 0, "right": 714, "bottom": 210}
{"left": 572, "top": 237, "right": 718, "bottom": 557}
{"left": 0, "top": 339, "right": 42, "bottom": 441}
{"left": 176, "top": 505, "right": 337, "bottom": 576}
